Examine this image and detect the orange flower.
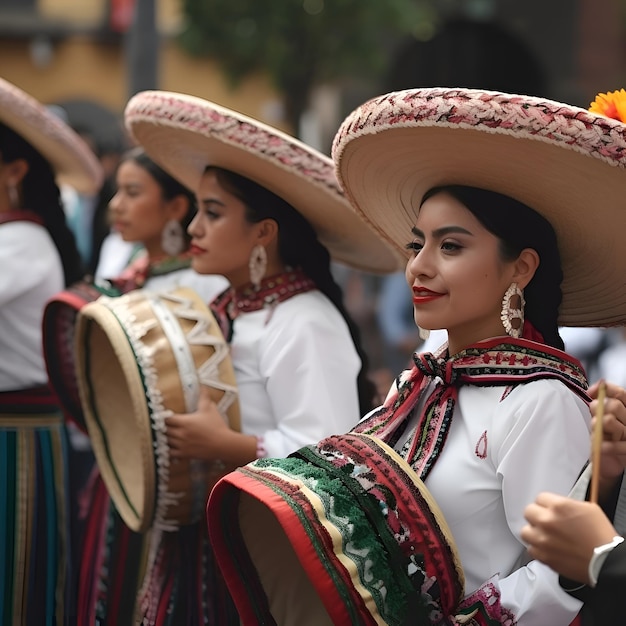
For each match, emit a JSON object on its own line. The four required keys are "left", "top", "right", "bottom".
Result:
{"left": 589, "top": 89, "right": 626, "bottom": 122}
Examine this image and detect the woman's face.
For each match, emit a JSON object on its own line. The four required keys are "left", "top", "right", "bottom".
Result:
{"left": 405, "top": 191, "right": 520, "bottom": 354}
{"left": 188, "top": 170, "right": 263, "bottom": 287}
{"left": 108, "top": 160, "right": 176, "bottom": 252}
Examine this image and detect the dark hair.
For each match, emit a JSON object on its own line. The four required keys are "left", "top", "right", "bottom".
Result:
{"left": 209, "top": 166, "right": 376, "bottom": 414}
{"left": 421, "top": 185, "right": 564, "bottom": 350}
{"left": 0, "top": 121, "right": 84, "bottom": 286}
{"left": 120, "top": 147, "right": 196, "bottom": 249}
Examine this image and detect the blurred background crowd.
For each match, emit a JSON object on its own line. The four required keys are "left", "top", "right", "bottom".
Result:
{"left": 2, "top": 0, "right": 626, "bottom": 392}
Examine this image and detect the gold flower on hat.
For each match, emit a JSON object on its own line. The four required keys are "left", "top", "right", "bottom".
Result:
{"left": 589, "top": 88, "right": 626, "bottom": 122}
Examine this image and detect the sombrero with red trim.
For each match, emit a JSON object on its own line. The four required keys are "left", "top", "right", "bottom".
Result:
{"left": 332, "top": 87, "right": 626, "bottom": 327}
{"left": 0, "top": 77, "right": 103, "bottom": 193}
{"left": 207, "top": 433, "right": 465, "bottom": 625}
{"left": 123, "top": 91, "right": 404, "bottom": 274}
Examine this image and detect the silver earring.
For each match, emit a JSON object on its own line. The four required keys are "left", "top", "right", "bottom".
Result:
{"left": 161, "top": 219, "right": 185, "bottom": 256}
{"left": 249, "top": 244, "right": 267, "bottom": 289}
{"left": 7, "top": 184, "right": 19, "bottom": 209}
{"left": 500, "top": 282, "right": 525, "bottom": 338}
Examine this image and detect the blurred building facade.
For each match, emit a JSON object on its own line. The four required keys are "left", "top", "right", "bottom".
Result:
{"left": 0, "top": 0, "right": 625, "bottom": 145}
{"left": 0, "top": 0, "right": 287, "bottom": 146}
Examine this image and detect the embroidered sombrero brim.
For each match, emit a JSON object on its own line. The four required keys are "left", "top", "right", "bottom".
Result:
{"left": 0, "top": 77, "right": 103, "bottom": 193}
{"left": 124, "top": 91, "right": 404, "bottom": 274}
{"left": 333, "top": 87, "right": 626, "bottom": 327}
{"left": 208, "top": 433, "right": 464, "bottom": 626}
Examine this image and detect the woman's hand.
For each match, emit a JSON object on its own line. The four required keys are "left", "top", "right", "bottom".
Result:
{"left": 522, "top": 492, "right": 618, "bottom": 584}
{"left": 166, "top": 386, "right": 231, "bottom": 460}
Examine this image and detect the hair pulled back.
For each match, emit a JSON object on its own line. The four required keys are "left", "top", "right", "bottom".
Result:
{"left": 209, "top": 166, "right": 376, "bottom": 414}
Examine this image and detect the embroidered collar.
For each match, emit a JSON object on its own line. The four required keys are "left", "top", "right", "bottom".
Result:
{"left": 353, "top": 329, "right": 589, "bottom": 480}
{"left": 110, "top": 251, "right": 192, "bottom": 292}
{"left": 211, "top": 268, "right": 316, "bottom": 341}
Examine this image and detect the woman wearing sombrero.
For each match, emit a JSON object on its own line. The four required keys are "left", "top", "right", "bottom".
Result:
{"left": 42, "top": 147, "right": 229, "bottom": 626}
{"left": 206, "top": 87, "right": 626, "bottom": 625}
{"left": 120, "top": 92, "right": 402, "bottom": 624}
{"left": 0, "top": 77, "right": 102, "bottom": 624}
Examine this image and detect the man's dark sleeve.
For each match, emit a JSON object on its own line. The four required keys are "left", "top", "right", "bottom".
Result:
{"left": 560, "top": 474, "right": 626, "bottom": 625}
{"left": 579, "top": 541, "right": 626, "bottom": 624}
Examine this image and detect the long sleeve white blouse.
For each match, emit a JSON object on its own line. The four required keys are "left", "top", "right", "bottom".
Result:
{"left": 229, "top": 289, "right": 362, "bottom": 458}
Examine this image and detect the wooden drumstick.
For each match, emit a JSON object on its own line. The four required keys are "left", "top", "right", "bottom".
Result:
{"left": 590, "top": 380, "right": 607, "bottom": 505}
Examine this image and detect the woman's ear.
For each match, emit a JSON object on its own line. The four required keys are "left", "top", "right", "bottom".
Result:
{"left": 255, "top": 218, "right": 279, "bottom": 247}
{"left": 166, "top": 194, "right": 190, "bottom": 223}
{"left": 6, "top": 158, "right": 29, "bottom": 187}
{"left": 513, "top": 248, "right": 540, "bottom": 290}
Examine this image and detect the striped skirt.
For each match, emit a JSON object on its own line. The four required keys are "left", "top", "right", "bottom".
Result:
{"left": 0, "top": 386, "right": 71, "bottom": 626}
{"left": 77, "top": 469, "right": 149, "bottom": 626}
{"left": 138, "top": 522, "right": 239, "bottom": 625}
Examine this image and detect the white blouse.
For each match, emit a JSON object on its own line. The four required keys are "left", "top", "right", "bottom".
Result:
{"left": 395, "top": 376, "right": 590, "bottom": 625}
{"left": 0, "top": 221, "right": 64, "bottom": 391}
{"left": 230, "top": 289, "right": 362, "bottom": 458}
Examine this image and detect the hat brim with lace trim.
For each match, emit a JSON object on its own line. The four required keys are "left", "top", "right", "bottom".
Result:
{"left": 332, "top": 87, "right": 626, "bottom": 327}
{"left": 207, "top": 432, "right": 465, "bottom": 626}
{"left": 124, "top": 91, "right": 404, "bottom": 274}
{"left": 0, "top": 77, "right": 102, "bottom": 193}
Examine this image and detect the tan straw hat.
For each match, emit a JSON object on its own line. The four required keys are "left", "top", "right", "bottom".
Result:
{"left": 0, "top": 77, "right": 103, "bottom": 193}
{"left": 124, "top": 90, "right": 404, "bottom": 274}
{"left": 333, "top": 87, "right": 626, "bottom": 327}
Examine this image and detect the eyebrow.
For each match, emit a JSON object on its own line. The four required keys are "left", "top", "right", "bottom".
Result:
{"left": 411, "top": 225, "right": 474, "bottom": 238}
{"left": 198, "top": 197, "right": 226, "bottom": 208}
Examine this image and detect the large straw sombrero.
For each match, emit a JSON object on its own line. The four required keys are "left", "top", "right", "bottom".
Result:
{"left": 208, "top": 433, "right": 465, "bottom": 626}
{"left": 124, "top": 91, "right": 403, "bottom": 274}
{"left": 0, "top": 77, "right": 103, "bottom": 193}
{"left": 332, "top": 87, "right": 626, "bottom": 327}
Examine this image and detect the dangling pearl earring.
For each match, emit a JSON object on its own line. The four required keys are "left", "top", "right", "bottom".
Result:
{"left": 161, "top": 219, "right": 185, "bottom": 256}
{"left": 7, "top": 184, "right": 19, "bottom": 209}
{"left": 500, "top": 282, "right": 525, "bottom": 338}
{"left": 249, "top": 244, "right": 267, "bottom": 290}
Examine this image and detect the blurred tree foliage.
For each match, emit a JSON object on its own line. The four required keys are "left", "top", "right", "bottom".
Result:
{"left": 178, "top": 0, "right": 436, "bottom": 130}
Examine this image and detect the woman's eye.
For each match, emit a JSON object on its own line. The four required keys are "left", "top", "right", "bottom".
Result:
{"left": 405, "top": 239, "right": 423, "bottom": 253}
{"left": 441, "top": 241, "right": 461, "bottom": 252}
{"left": 204, "top": 209, "right": 220, "bottom": 220}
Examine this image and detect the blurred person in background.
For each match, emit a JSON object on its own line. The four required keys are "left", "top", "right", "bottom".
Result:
{"left": 43, "top": 146, "right": 228, "bottom": 626}
{"left": 0, "top": 76, "right": 102, "bottom": 626}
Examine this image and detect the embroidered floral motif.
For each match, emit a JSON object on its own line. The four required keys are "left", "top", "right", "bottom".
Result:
{"left": 475, "top": 431, "right": 488, "bottom": 459}
{"left": 457, "top": 578, "right": 517, "bottom": 625}
{"left": 353, "top": 331, "right": 589, "bottom": 481}
{"left": 210, "top": 268, "right": 316, "bottom": 341}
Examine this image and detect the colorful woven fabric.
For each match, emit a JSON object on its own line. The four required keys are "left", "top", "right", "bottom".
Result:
{"left": 208, "top": 432, "right": 465, "bottom": 626}
{"left": 210, "top": 268, "right": 316, "bottom": 341}
{"left": 0, "top": 385, "right": 71, "bottom": 626}
{"left": 353, "top": 328, "right": 588, "bottom": 482}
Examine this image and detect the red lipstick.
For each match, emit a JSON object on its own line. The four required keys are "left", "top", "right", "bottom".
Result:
{"left": 412, "top": 286, "right": 444, "bottom": 304}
